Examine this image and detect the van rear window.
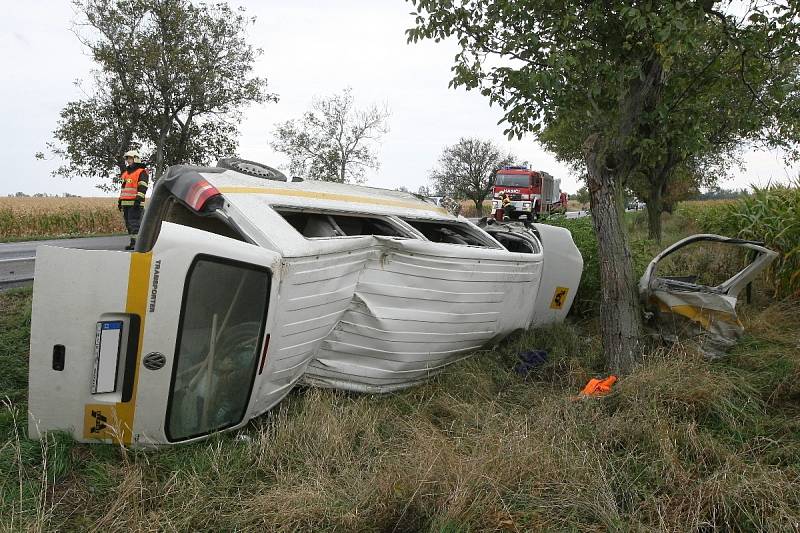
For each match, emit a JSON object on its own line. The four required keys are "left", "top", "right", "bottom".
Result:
{"left": 166, "top": 256, "right": 270, "bottom": 442}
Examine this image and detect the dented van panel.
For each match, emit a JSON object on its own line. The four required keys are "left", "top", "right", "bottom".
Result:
{"left": 29, "top": 162, "right": 583, "bottom": 446}
{"left": 639, "top": 234, "right": 778, "bottom": 357}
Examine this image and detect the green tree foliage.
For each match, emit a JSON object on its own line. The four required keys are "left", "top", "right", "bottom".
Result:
{"left": 573, "top": 185, "right": 590, "bottom": 208}
{"left": 271, "top": 88, "right": 390, "bottom": 183}
{"left": 407, "top": 0, "right": 800, "bottom": 372}
{"left": 46, "top": 0, "right": 275, "bottom": 188}
{"left": 429, "top": 138, "right": 514, "bottom": 211}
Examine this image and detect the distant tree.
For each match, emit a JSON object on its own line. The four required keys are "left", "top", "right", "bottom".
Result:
{"left": 429, "top": 138, "right": 514, "bottom": 212}
{"left": 395, "top": 185, "right": 410, "bottom": 193}
{"left": 698, "top": 186, "right": 749, "bottom": 200}
{"left": 417, "top": 184, "right": 433, "bottom": 197}
{"left": 44, "top": 0, "right": 275, "bottom": 189}
{"left": 271, "top": 88, "right": 390, "bottom": 183}
{"left": 573, "top": 185, "right": 590, "bottom": 208}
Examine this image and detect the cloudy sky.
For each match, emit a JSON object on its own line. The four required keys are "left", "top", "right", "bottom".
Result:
{"left": 2, "top": 1, "right": 796, "bottom": 197}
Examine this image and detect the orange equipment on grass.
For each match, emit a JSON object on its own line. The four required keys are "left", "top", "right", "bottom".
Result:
{"left": 580, "top": 375, "right": 617, "bottom": 396}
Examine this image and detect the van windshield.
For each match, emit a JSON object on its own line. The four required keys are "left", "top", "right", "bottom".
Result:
{"left": 495, "top": 174, "right": 531, "bottom": 187}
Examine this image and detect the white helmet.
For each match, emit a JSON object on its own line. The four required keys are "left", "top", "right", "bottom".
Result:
{"left": 123, "top": 150, "right": 141, "bottom": 163}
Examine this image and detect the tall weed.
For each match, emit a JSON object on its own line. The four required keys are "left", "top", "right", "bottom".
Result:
{"left": 676, "top": 183, "right": 800, "bottom": 297}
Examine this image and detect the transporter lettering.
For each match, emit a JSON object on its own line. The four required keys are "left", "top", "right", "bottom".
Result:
{"left": 149, "top": 260, "right": 161, "bottom": 312}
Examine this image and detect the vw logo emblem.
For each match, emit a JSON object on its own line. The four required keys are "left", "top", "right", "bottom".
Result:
{"left": 143, "top": 352, "right": 166, "bottom": 371}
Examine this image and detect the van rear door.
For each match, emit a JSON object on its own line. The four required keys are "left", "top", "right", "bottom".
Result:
{"left": 28, "top": 222, "right": 280, "bottom": 446}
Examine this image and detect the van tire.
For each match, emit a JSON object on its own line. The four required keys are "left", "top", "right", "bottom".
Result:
{"left": 217, "top": 157, "right": 288, "bottom": 181}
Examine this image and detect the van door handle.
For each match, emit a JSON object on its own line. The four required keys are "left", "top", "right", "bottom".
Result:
{"left": 52, "top": 345, "right": 65, "bottom": 371}
{"left": 121, "top": 314, "right": 141, "bottom": 402}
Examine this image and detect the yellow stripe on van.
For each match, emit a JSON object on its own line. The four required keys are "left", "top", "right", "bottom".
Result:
{"left": 653, "top": 298, "right": 742, "bottom": 330}
{"left": 84, "top": 252, "right": 153, "bottom": 444}
{"left": 217, "top": 186, "right": 448, "bottom": 214}
{"left": 116, "top": 251, "right": 152, "bottom": 444}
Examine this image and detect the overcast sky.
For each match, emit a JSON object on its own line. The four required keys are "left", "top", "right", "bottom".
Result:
{"left": 2, "top": 1, "right": 797, "bottom": 197}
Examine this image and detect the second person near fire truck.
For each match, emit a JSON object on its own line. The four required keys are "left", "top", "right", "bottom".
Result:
{"left": 118, "top": 150, "right": 149, "bottom": 250}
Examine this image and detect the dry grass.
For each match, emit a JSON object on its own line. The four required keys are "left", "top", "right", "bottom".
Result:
{"left": 568, "top": 200, "right": 586, "bottom": 212}
{"left": 2, "top": 285, "right": 799, "bottom": 531}
{"left": 0, "top": 197, "right": 124, "bottom": 241}
{"left": 2, "top": 199, "right": 800, "bottom": 531}
{"left": 459, "top": 200, "right": 492, "bottom": 218}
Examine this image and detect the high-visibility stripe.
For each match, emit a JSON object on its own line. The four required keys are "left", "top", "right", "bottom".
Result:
{"left": 217, "top": 186, "right": 448, "bottom": 214}
{"left": 113, "top": 251, "right": 152, "bottom": 444}
{"left": 119, "top": 168, "right": 146, "bottom": 201}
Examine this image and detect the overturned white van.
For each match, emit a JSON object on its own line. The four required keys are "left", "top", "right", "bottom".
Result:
{"left": 28, "top": 159, "right": 582, "bottom": 446}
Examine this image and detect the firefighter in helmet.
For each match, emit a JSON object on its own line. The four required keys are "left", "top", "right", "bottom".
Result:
{"left": 118, "top": 150, "right": 149, "bottom": 250}
{"left": 501, "top": 192, "right": 516, "bottom": 220}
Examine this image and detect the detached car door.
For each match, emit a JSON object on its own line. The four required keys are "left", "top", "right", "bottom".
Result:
{"left": 28, "top": 222, "right": 280, "bottom": 446}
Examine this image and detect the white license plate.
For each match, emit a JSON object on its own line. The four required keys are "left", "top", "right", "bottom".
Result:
{"left": 92, "top": 321, "right": 123, "bottom": 394}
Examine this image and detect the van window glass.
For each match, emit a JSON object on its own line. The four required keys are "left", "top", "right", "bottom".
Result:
{"left": 486, "top": 229, "right": 540, "bottom": 254}
{"left": 166, "top": 256, "right": 270, "bottom": 441}
{"left": 164, "top": 199, "right": 245, "bottom": 241}
{"left": 401, "top": 219, "right": 496, "bottom": 247}
{"left": 275, "top": 209, "right": 408, "bottom": 238}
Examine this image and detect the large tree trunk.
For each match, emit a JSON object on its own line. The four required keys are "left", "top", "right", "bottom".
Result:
{"left": 113, "top": 128, "right": 134, "bottom": 175}
{"left": 646, "top": 186, "right": 663, "bottom": 243}
{"left": 175, "top": 110, "right": 194, "bottom": 163}
{"left": 154, "top": 114, "right": 171, "bottom": 180}
{"left": 584, "top": 135, "right": 643, "bottom": 374}
{"left": 646, "top": 150, "right": 680, "bottom": 244}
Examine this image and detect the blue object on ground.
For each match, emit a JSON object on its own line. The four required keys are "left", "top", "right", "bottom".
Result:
{"left": 514, "top": 349, "right": 548, "bottom": 375}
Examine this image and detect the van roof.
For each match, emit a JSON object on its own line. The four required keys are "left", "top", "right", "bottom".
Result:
{"left": 204, "top": 168, "right": 451, "bottom": 219}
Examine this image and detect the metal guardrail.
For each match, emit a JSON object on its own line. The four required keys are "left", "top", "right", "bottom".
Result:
{"left": 0, "top": 277, "right": 35, "bottom": 289}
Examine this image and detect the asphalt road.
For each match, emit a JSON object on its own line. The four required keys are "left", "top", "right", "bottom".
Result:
{"left": 565, "top": 210, "right": 590, "bottom": 219}
{"left": 0, "top": 235, "right": 129, "bottom": 290}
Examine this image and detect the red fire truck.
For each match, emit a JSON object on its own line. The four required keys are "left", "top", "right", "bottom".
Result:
{"left": 491, "top": 166, "right": 567, "bottom": 220}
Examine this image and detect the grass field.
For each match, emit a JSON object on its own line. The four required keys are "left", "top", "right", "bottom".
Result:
{"left": 0, "top": 197, "right": 125, "bottom": 241}
{"left": 2, "top": 195, "right": 799, "bottom": 530}
{"left": 2, "top": 289, "right": 798, "bottom": 530}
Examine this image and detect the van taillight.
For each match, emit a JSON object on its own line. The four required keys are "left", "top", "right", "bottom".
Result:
{"left": 186, "top": 179, "right": 221, "bottom": 211}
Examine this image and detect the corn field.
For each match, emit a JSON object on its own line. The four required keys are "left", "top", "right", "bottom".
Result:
{"left": 732, "top": 183, "right": 800, "bottom": 298}
{"left": 676, "top": 183, "right": 800, "bottom": 298}
{"left": 0, "top": 197, "right": 125, "bottom": 241}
